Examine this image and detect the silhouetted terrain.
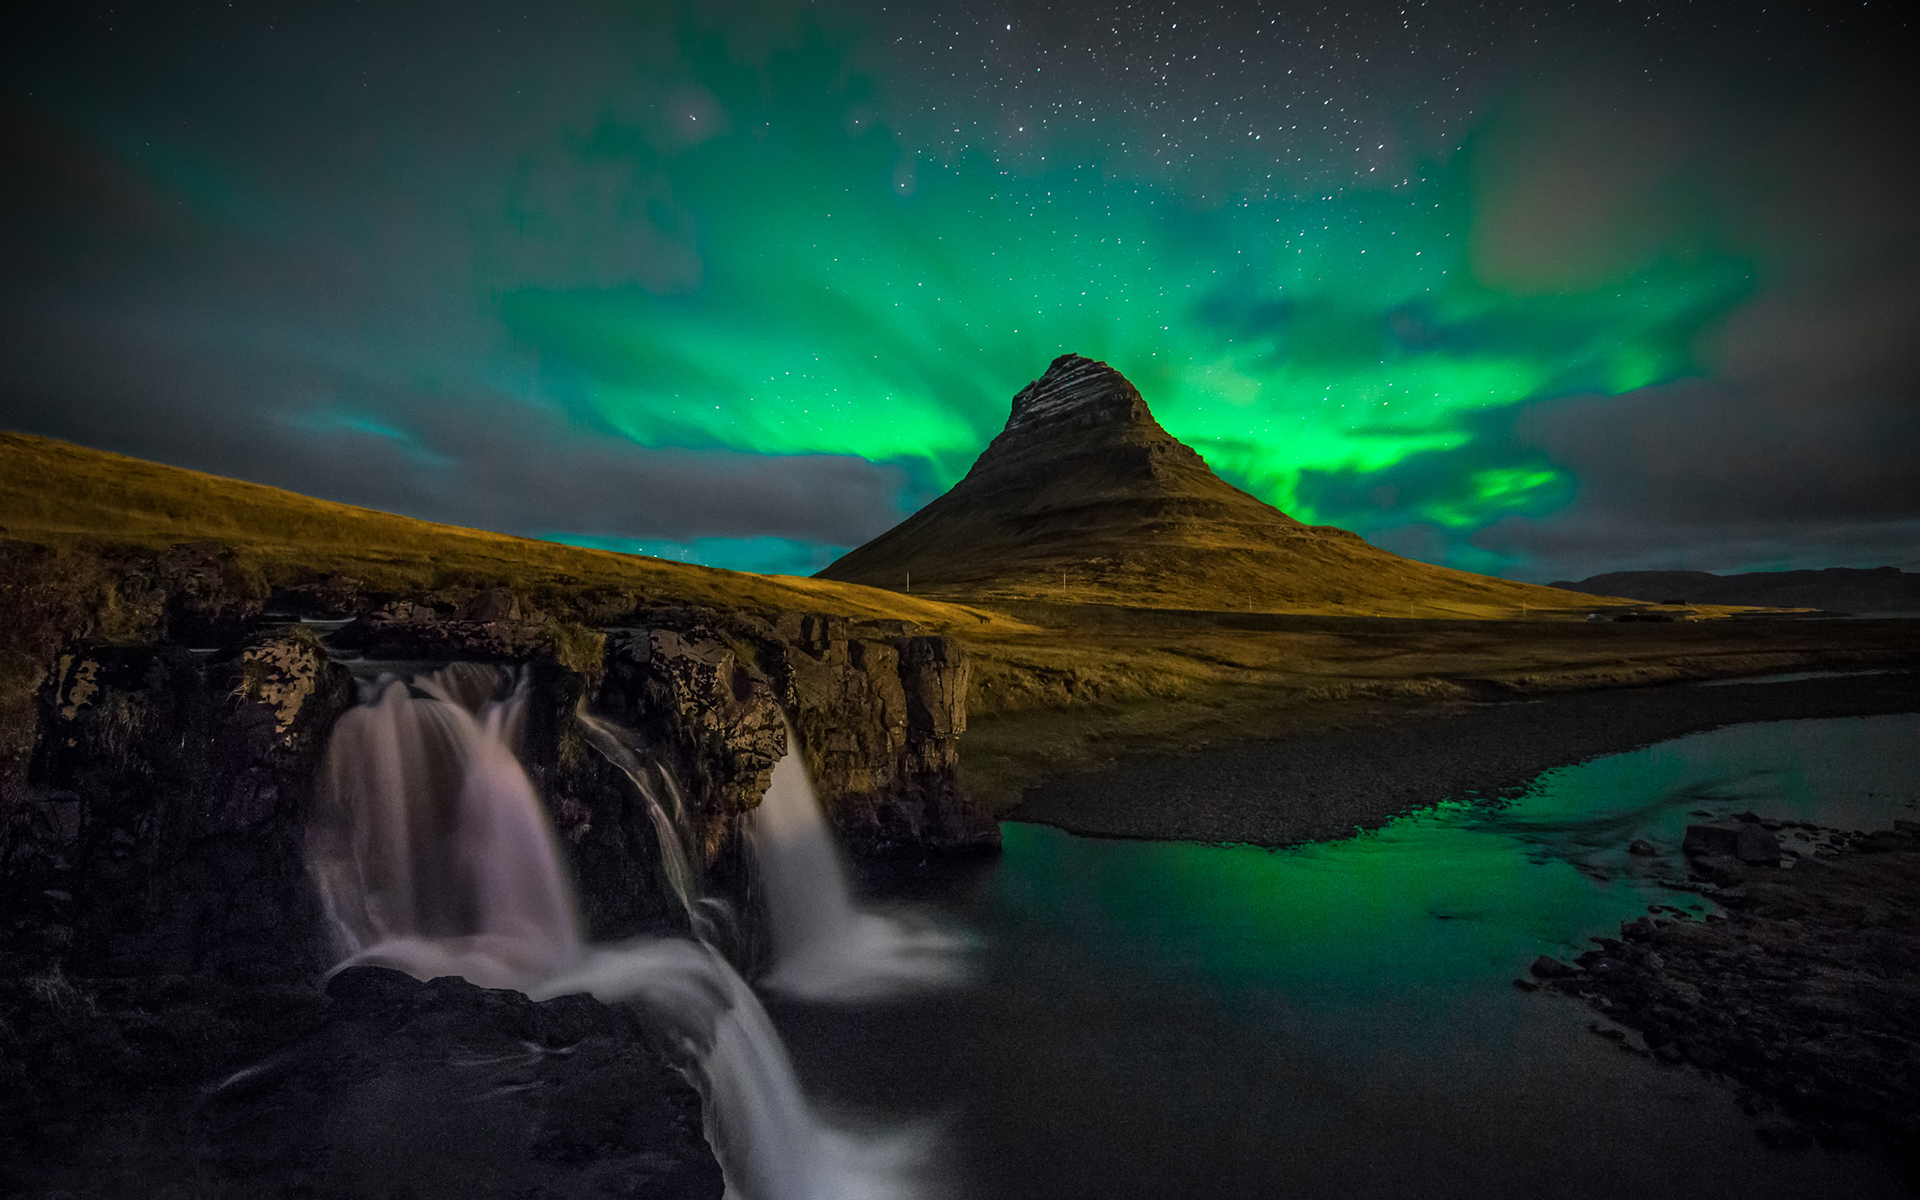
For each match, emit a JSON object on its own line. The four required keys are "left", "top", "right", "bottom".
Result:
{"left": 1552, "top": 568, "right": 1920, "bottom": 614}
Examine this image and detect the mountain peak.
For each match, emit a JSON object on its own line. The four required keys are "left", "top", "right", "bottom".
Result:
{"left": 1006, "top": 354, "right": 1147, "bottom": 431}
{"left": 818, "top": 354, "right": 1592, "bottom": 614}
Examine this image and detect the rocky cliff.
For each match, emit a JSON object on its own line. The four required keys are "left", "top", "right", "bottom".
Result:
{"left": 0, "top": 538, "right": 993, "bottom": 1188}
{"left": 0, "top": 544, "right": 994, "bottom": 987}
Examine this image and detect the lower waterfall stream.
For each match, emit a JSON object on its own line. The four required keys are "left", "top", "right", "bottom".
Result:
{"left": 310, "top": 666, "right": 965, "bottom": 1200}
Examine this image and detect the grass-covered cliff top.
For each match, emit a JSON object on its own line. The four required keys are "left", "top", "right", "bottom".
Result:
{"left": 4, "top": 429, "right": 1912, "bottom": 815}
{"left": 0, "top": 431, "right": 995, "bottom": 629}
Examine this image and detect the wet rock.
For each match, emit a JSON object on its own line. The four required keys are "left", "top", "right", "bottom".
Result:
{"left": 0, "top": 966, "right": 720, "bottom": 1199}
{"left": 1529, "top": 955, "right": 1576, "bottom": 979}
{"left": 1628, "top": 838, "right": 1660, "bottom": 856}
{"left": 1549, "top": 821, "right": 1920, "bottom": 1169}
{"left": 1682, "top": 823, "right": 1742, "bottom": 857}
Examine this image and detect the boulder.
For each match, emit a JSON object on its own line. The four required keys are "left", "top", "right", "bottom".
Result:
{"left": 1687, "top": 822, "right": 1781, "bottom": 865}
{"left": 0, "top": 965, "right": 720, "bottom": 1199}
{"left": 1682, "top": 824, "right": 1741, "bottom": 857}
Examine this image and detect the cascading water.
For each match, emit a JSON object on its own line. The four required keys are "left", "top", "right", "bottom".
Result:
{"left": 308, "top": 666, "right": 579, "bottom": 990}
{"left": 572, "top": 707, "right": 741, "bottom": 953}
{"left": 535, "top": 940, "right": 934, "bottom": 1200}
{"left": 310, "top": 665, "right": 945, "bottom": 1200}
{"left": 751, "top": 733, "right": 972, "bottom": 1001}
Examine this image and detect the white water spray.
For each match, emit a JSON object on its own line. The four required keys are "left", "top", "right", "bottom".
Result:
{"left": 308, "top": 667, "right": 578, "bottom": 990}
{"left": 752, "top": 734, "right": 972, "bottom": 1002}
{"left": 310, "top": 666, "right": 943, "bottom": 1200}
{"left": 536, "top": 939, "right": 936, "bottom": 1200}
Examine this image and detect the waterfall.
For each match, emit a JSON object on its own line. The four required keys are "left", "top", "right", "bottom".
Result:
{"left": 308, "top": 667, "right": 580, "bottom": 990}
{"left": 310, "top": 665, "right": 939, "bottom": 1200}
{"left": 572, "top": 707, "right": 740, "bottom": 952}
{"left": 534, "top": 940, "right": 933, "bottom": 1200}
{"left": 751, "top": 733, "right": 972, "bottom": 1002}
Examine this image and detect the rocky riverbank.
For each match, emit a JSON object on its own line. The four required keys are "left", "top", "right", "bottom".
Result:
{"left": 1529, "top": 819, "right": 1920, "bottom": 1175}
{"left": 1013, "top": 668, "right": 1920, "bottom": 844}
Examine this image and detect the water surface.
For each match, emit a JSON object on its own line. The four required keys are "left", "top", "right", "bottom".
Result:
{"left": 776, "top": 713, "right": 1920, "bottom": 1199}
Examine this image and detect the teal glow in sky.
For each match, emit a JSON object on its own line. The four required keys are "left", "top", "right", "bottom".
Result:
{"left": 2, "top": 1, "right": 1914, "bottom": 579}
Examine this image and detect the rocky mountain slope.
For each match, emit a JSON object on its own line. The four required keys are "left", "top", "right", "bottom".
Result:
{"left": 819, "top": 354, "right": 1612, "bottom": 617}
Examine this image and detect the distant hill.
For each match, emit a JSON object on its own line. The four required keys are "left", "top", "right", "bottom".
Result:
{"left": 819, "top": 354, "right": 1619, "bottom": 618}
{"left": 1551, "top": 568, "right": 1920, "bottom": 614}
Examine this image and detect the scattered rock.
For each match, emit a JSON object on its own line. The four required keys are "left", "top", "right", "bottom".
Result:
{"left": 1536, "top": 820, "right": 1920, "bottom": 1169}
{"left": 1529, "top": 955, "right": 1576, "bottom": 979}
{"left": 1628, "top": 838, "right": 1660, "bottom": 856}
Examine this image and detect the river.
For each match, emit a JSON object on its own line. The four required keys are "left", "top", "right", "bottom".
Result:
{"left": 774, "top": 712, "right": 1920, "bottom": 1198}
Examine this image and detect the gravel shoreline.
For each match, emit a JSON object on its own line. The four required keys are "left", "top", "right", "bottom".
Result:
{"left": 1011, "top": 670, "right": 1920, "bottom": 845}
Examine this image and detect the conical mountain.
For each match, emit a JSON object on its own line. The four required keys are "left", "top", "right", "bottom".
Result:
{"left": 819, "top": 354, "right": 1603, "bottom": 616}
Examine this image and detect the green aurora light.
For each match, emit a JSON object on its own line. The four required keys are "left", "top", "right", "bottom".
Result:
{"left": 496, "top": 26, "right": 1754, "bottom": 555}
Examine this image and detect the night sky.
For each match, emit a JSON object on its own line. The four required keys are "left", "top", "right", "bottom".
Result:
{"left": 2, "top": 1, "right": 1914, "bottom": 581}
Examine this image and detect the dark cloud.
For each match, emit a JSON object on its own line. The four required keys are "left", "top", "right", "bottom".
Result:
{"left": 0, "top": 316, "right": 910, "bottom": 547}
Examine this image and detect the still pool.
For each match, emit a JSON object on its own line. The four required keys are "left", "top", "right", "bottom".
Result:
{"left": 772, "top": 712, "right": 1920, "bottom": 1199}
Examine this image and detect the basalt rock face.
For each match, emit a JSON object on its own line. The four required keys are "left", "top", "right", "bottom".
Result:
{"left": 769, "top": 622, "right": 991, "bottom": 855}
{"left": 12, "top": 629, "right": 354, "bottom": 983}
{"left": 2, "top": 575, "right": 990, "bottom": 979}
{"left": 1, "top": 546, "right": 992, "bottom": 978}
{"left": 596, "top": 613, "right": 994, "bottom": 861}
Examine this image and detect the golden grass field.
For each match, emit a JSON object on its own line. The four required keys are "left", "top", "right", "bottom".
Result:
{"left": 8, "top": 429, "right": 1912, "bottom": 812}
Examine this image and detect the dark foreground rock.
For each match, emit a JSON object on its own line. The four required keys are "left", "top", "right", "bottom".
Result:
{"left": 0, "top": 965, "right": 721, "bottom": 1199}
{"left": 1536, "top": 824, "right": 1920, "bottom": 1170}
{"left": 1014, "top": 669, "right": 1920, "bottom": 844}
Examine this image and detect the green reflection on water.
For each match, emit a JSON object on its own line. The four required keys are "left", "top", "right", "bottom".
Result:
{"left": 996, "top": 713, "right": 1920, "bottom": 1009}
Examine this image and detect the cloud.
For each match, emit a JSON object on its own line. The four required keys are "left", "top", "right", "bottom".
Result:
{"left": 0, "top": 311, "right": 912, "bottom": 550}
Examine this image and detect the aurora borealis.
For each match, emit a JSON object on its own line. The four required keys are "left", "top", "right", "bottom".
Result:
{"left": 2, "top": 1, "right": 1914, "bottom": 579}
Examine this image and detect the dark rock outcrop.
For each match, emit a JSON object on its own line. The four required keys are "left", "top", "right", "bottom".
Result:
{"left": 597, "top": 615, "right": 995, "bottom": 861}
{"left": 1683, "top": 821, "right": 1782, "bottom": 864}
{"left": 772, "top": 625, "right": 992, "bottom": 855}
{"left": 0, "top": 965, "right": 720, "bottom": 1198}
{"left": 11, "top": 627, "right": 353, "bottom": 983}
{"left": 2, "top": 569, "right": 993, "bottom": 980}
{"left": 1540, "top": 823, "right": 1920, "bottom": 1168}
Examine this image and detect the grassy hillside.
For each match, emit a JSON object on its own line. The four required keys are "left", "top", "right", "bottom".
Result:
{"left": 0, "top": 431, "right": 996, "bottom": 628}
